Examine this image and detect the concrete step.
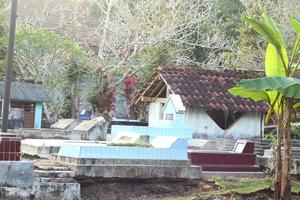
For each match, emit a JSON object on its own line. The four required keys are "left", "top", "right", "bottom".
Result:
{"left": 34, "top": 170, "right": 75, "bottom": 178}
{"left": 63, "top": 164, "right": 202, "bottom": 179}
{"left": 201, "top": 164, "right": 261, "bottom": 172}
{"left": 37, "top": 177, "right": 77, "bottom": 183}
{"left": 35, "top": 165, "right": 70, "bottom": 171}
{"left": 52, "top": 154, "right": 192, "bottom": 166}
{"left": 33, "top": 177, "right": 81, "bottom": 200}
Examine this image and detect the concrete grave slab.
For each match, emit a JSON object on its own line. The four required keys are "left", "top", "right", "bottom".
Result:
{"left": 52, "top": 137, "right": 201, "bottom": 179}
{"left": 72, "top": 118, "right": 108, "bottom": 140}
{"left": 57, "top": 137, "right": 187, "bottom": 160}
{"left": 67, "top": 164, "right": 202, "bottom": 179}
{"left": 51, "top": 119, "right": 81, "bottom": 130}
{"left": 110, "top": 132, "right": 150, "bottom": 144}
{"left": 22, "top": 139, "right": 69, "bottom": 158}
{"left": 188, "top": 139, "right": 217, "bottom": 150}
{"left": 0, "top": 161, "right": 34, "bottom": 188}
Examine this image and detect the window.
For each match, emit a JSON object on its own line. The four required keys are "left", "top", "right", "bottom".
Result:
{"left": 165, "top": 113, "right": 174, "bottom": 120}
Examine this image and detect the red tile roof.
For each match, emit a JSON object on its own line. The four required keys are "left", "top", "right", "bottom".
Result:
{"left": 133, "top": 67, "right": 268, "bottom": 112}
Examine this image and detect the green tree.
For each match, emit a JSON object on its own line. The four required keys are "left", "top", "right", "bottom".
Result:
{"left": 229, "top": 14, "right": 300, "bottom": 200}
{"left": 0, "top": 29, "right": 91, "bottom": 119}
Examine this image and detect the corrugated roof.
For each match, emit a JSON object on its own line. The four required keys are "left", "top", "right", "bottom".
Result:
{"left": 0, "top": 81, "right": 51, "bottom": 102}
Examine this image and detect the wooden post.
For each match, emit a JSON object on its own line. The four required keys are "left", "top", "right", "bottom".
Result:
{"left": 2, "top": 0, "right": 18, "bottom": 132}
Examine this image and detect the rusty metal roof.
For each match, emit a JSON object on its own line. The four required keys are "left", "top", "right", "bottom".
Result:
{"left": 0, "top": 81, "right": 51, "bottom": 102}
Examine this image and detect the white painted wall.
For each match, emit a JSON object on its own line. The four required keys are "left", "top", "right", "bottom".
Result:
{"left": 148, "top": 102, "right": 161, "bottom": 127}
{"left": 185, "top": 108, "right": 263, "bottom": 139}
{"left": 184, "top": 108, "right": 223, "bottom": 138}
{"left": 226, "top": 112, "right": 263, "bottom": 138}
{"left": 148, "top": 99, "right": 263, "bottom": 139}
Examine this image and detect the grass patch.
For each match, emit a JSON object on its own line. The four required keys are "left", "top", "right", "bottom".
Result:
{"left": 107, "top": 142, "right": 152, "bottom": 147}
{"left": 292, "top": 180, "right": 300, "bottom": 193}
{"left": 159, "top": 178, "right": 300, "bottom": 200}
{"left": 212, "top": 177, "right": 272, "bottom": 194}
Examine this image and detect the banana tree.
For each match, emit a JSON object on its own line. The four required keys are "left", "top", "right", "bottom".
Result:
{"left": 229, "top": 14, "right": 300, "bottom": 200}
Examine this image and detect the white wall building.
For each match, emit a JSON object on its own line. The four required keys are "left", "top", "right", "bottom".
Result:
{"left": 131, "top": 67, "right": 266, "bottom": 139}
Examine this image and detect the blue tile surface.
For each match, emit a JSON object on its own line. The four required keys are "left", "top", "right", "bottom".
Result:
{"left": 58, "top": 138, "right": 188, "bottom": 160}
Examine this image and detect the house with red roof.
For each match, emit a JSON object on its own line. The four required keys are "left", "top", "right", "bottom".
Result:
{"left": 131, "top": 67, "right": 268, "bottom": 139}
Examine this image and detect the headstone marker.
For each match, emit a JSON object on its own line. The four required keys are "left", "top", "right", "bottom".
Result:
{"left": 51, "top": 119, "right": 80, "bottom": 130}
{"left": 72, "top": 117, "right": 107, "bottom": 140}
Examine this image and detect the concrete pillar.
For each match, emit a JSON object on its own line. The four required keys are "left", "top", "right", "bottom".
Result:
{"left": 34, "top": 102, "right": 43, "bottom": 128}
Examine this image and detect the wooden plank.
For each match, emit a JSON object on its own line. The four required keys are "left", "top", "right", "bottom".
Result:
{"left": 141, "top": 96, "right": 166, "bottom": 103}
{"left": 148, "top": 80, "right": 164, "bottom": 97}
{"left": 155, "top": 85, "right": 167, "bottom": 98}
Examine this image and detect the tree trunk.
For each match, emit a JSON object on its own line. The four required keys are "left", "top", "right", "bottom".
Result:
{"left": 42, "top": 103, "right": 51, "bottom": 122}
{"left": 274, "top": 120, "right": 282, "bottom": 200}
{"left": 281, "top": 98, "right": 293, "bottom": 200}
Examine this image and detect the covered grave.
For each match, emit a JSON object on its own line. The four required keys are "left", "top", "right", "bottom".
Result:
{"left": 50, "top": 119, "right": 81, "bottom": 130}
{"left": 188, "top": 140, "right": 260, "bottom": 172}
{"left": 109, "top": 132, "right": 149, "bottom": 144}
{"left": 57, "top": 136, "right": 187, "bottom": 160}
{"left": 10, "top": 118, "right": 108, "bottom": 141}
{"left": 0, "top": 133, "right": 21, "bottom": 161}
{"left": 72, "top": 117, "right": 107, "bottom": 140}
{"left": 52, "top": 136, "right": 202, "bottom": 179}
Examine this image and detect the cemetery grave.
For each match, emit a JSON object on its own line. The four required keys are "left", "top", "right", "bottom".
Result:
{"left": 9, "top": 118, "right": 108, "bottom": 141}
{"left": 52, "top": 135, "right": 202, "bottom": 179}
{"left": 188, "top": 140, "right": 261, "bottom": 172}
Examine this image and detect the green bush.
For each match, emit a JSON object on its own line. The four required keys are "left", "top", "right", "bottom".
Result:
{"left": 108, "top": 142, "right": 152, "bottom": 148}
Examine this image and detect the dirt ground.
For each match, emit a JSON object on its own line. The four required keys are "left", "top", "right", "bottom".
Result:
{"left": 79, "top": 178, "right": 300, "bottom": 200}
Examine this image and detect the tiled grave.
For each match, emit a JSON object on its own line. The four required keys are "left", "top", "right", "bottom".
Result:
{"left": 188, "top": 140, "right": 260, "bottom": 172}
{"left": 52, "top": 136, "right": 202, "bottom": 179}
{"left": 0, "top": 134, "right": 21, "bottom": 161}
{"left": 57, "top": 136, "right": 187, "bottom": 160}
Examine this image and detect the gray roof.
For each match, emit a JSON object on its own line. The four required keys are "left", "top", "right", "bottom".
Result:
{"left": 0, "top": 81, "right": 51, "bottom": 102}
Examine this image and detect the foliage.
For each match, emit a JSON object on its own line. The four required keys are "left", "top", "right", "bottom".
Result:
{"left": 216, "top": 0, "right": 246, "bottom": 40}
{"left": 0, "top": 29, "right": 91, "bottom": 116}
{"left": 213, "top": 177, "right": 272, "bottom": 194}
{"left": 60, "top": 94, "right": 72, "bottom": 118}
{"left": 108, "top": 142, "right": 152, "bottom": 148}
{"left": 263, "top": 132, "right": 277, "bottom": 149}
{"left": 291, "top": 124, "right": 300, "bottom": 138}
{"left": 123, "top": 76, "right": 138, "bottom": 119}
{"left": 228, "top": 13, "right": 300, "bottom": 199}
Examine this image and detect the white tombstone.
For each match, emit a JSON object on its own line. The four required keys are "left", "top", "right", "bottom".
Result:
{"left": 51, "top": 119, "right": 80, "bottom": 130}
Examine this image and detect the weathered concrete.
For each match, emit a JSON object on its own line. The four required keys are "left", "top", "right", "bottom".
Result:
{"left": 51, "top": 119, "right": 81, "bottom": 130}
{"left": 34, "top": 170, "right": 75, "bottom": 178}
{"left": 32, "top": 159, "right": 81, "bottom": 200}
{"left": 32, "top": 177, "right": 80, "bottom": 200}
{"left": 9, "top": 126, "right": 107, "bottom": 141}
{"left": 52, "top": 155, "right": 191, "bottom": 166}
{"left": 52, "top": 155, "right": 202, "bottom": 179}
{"left": 188, "top": 139, "right": 217, "bottom": 150}
{"left": 110, "top": 132, "right": 150, "bottom": 144}
{"left": 9, "top": 128, "right": 72, "bottom": 139}
{"left": 72, "top": 118, "right": 108, "bottom": 141}
{"left": 0, "top": 187, "right": 32, "bottom": 199}
{"left": 22, "top": 139, "right": 68, "bottom": 158}
{"left": 68, "top": 164, "right": 201, "bottom": 179}
{"left": 0, "top": 161, "right": 34, "bottom": 188}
